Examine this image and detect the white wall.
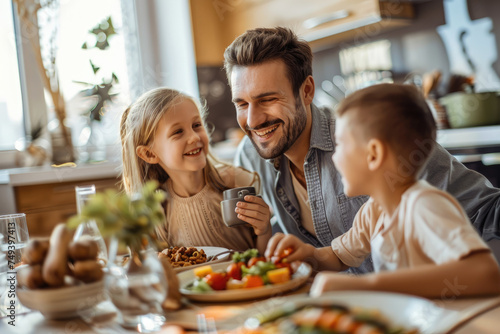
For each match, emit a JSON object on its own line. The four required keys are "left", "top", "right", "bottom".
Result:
{"left": 134, "top": 0, "right": 199, "bottom": 98}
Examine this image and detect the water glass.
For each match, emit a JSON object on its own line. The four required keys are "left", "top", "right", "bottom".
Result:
{"left": 0, "top": 214, "right": 29, "bottom": 317}
{"left": 0, "top": 214, "right": 29, "bottom": 269}
{"left": 74, "top": 185, "right": 108, "bottom": 263}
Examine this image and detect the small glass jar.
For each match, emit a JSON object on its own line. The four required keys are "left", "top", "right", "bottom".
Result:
{"left": 106, "top": 237, "right": 167, "bottom": 332}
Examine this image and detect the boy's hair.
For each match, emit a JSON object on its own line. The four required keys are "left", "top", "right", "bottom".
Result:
{"left": 223, "top": 27, "right": 313, "bottom": 97}
{"left": 120, "top": 87, "right": 228, "bottom": 195}
{"left": 335, "top": 83, "right": 437, "bottom": 175}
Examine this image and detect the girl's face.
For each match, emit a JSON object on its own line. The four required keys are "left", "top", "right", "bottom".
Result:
{"left": 332, "top": 112, "right": 370, "bottom": 197}
{"left": 151, "top": 99, "right": 209, "bottom": 176}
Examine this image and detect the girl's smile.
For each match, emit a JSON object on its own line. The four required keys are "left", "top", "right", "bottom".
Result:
{"left": 184, "top": 147, "right": 203, "bottom": 156}
{"left": 149, "top": 98, "right": 210, "bottom": 179}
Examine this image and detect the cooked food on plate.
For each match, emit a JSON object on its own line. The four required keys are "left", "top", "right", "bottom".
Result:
{"left": 235, "top": 303, "right": 419, "bottom": 334}
{"left": 158, "top": 246, "right": 207, "bottom": 268}
{"left": 187, "top": 248, "right": 294, "bottom": 292}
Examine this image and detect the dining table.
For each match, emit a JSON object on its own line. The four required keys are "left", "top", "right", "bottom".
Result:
{"left": 2, "top": 277, "right": 500, "bottom": 334}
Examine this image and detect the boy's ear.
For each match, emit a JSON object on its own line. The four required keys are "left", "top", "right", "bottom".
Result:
{"left": 367, "top": 138, "right": 384, "bottom": 171}
{"left": 136, "top": 145, "right": 159, "bottom": 164}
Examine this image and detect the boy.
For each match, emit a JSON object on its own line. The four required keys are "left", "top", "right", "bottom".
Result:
{"left": 266, "top": 84, "right": 500, "bottom": 298}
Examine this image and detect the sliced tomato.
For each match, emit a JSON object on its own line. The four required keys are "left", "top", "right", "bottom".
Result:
{"left": 226, "top": 262, "right": 244, "bottom": 280}
{"left": 203, "top": 272, "right": 228, "bottom": 290}
{"left": 282, "top": 247, "right": 294, "bottom": 257}
{"left": 274, "top": 247, "right": 294, "bottom": 264}
{"left": 247, "top": 256, "right": 266, "bottom": 268}
{"left": 242, "top": 275, "right": 265, "bottom": 288}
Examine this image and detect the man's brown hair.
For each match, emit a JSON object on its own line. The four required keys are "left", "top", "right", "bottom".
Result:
{"left": 336, "top": 83, "right": 437, "bottom": 174}
{"left": 223, "top": 27, "right": 313, "bottom": 97}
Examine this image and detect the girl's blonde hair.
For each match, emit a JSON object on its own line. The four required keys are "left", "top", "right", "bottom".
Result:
{"left": 120, "top": 87, "right": 229, "bottom": 194}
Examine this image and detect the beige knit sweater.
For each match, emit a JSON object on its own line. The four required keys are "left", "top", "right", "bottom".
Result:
{"left": 159, "top": 165, "right": 261, "bottom": 251}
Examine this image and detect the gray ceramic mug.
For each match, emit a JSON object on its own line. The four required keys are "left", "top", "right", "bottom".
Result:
{"left": 221, "top": 187, "right": 259, "bottom": 227}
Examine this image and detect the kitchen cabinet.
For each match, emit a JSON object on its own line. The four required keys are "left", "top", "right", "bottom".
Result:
{"left": 14, "top": 177, "right": 120, "bottom": 237}
{"left": 0, "top": 162, "right": 122, "bottom": 237}
{"left": 190, "top": 0, "right": 414, "bottom": 65}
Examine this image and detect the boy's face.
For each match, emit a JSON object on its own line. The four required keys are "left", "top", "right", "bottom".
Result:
{"left": 230, "top": 60, "right": 307, "bottom": 159}
{"left": 332, "top": 112, "right": 370, "bottom": 197}
{"left": 150, "top": 99, "right": 209, "bottom": 177}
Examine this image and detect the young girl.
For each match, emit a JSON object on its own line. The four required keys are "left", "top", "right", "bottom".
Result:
{"left": 266, "top": 84, "right": 500, "bottom": 298}
{"left": 120, "top": 87, "right": 272, "bottom": 253}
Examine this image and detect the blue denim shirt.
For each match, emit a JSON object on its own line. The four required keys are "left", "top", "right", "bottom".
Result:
{"left": 234, "top": 104, "right": 500, "bottom": 273}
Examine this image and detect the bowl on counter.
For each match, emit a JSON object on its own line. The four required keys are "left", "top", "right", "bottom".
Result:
{"left": 439, "top": 92, "right": 500, "bottom": 128}
{"left": 17, "top": 279, "right": 106, "bottom": 319}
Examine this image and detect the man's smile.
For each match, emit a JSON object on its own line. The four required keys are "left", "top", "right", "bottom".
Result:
{"left": 254, "top": 124, "right": 280, "bottom": 137}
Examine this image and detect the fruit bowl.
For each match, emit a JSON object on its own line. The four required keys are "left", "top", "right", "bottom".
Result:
{"left": 17, "top": 279, "right": 106, "bottom": 319}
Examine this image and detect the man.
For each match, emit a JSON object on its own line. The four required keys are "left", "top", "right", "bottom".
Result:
{"left": 223, "top": 27, "right": 500, "bottom": 273}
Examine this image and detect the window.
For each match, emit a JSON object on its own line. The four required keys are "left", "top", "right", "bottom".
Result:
{"left": 0, "top": 0, "right": 24, "bottom": 151}
{"left": 1, "top": 1, "right": 198, "bottom": 168}
{"left": 1, "top": 0, "right": 133, "bottom": 167}
{"left": 55, "top": 0, "right": 131, "bottom": 148}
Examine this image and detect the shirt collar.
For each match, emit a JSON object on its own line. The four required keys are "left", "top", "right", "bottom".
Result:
{"left": 266, "top": 103, "right": 335, "bottom": 170}
{"left": 310, "top": 103, "right": 335, "bottom": 151}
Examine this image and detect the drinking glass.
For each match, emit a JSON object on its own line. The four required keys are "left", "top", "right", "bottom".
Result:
{"left": 74, "top": 185, "right": 108, "bottom": 264}
{"left": 106, "top": 237, "right": 167, "bottom": 332}
{"left": 0, "top": 214, "right": 29, "bottom": 316}
{"left": 0, "top": 214, "right": 29, "bottom": 269}
{"left": 0, "top": 233, "right": 8, "bottom": 315}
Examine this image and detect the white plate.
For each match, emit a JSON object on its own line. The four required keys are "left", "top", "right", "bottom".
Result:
{"left": 168, "top": 246, "right": 231, "bottom": 273}
{"left": 178, "top": 261, "right": 312, "bottom": 302}
{"left": 216, "top": 291, "right": 500, "bottom": 333}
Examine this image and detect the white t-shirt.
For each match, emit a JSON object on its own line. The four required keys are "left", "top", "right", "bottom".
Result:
{"left": 290, "top": 166, "right": 315, "bottom": 237}
{"left": 331, "top": 180, "right": 489, "bottom": 271}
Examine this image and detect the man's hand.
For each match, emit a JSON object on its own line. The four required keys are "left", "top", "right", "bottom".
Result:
{"left": 235, "top": 195, "right": 271, "bottom": 236}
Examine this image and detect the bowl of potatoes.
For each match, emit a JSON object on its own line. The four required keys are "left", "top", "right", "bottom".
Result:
{"left": 16, "top": 224, "right": 106, "bottom": 319}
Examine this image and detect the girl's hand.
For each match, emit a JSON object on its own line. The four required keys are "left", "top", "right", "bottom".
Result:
{"left": 264, "top": 233, "right": 314, "bottom": 263}
{"left": 235, "top": 195, "right": 271, "bottom": 236}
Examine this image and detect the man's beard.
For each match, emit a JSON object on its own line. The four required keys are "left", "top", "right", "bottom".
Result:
{"left": 248, "top": 98, "right": 307, "bottom": 160}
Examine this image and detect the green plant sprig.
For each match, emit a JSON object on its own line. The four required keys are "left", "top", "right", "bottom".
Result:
{"left": 68, "top": 181, "right": 166, "bottom": 252}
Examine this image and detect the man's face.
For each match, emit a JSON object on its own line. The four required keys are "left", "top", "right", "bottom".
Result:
{"left": 230, "top": 60, "right": 307, "bottom": 159}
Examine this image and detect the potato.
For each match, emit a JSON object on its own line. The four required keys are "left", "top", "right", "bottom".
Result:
{"left": 42, "top": 224, "right": 73, "bottom": 287}
{"left": 22, "top": 238, "right": 49, "bottom": 265}
{"left": 17, "top": 265, "right": 46, "bottom": 289}
{"left": 73, "top": 260, "right": 103, "bottom": 283}
{"left": 68, "top": 239, "right": 99, "bottom": 261}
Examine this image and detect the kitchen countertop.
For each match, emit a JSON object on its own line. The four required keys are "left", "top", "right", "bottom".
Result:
{"left": 0, "top": 161, "right": 122, "bottom": 215}
{"left": 437, "top": 125, "right": 500, "bottom": 154}
{"left": 0, "top": 161, "right": 121, "bottom": 186}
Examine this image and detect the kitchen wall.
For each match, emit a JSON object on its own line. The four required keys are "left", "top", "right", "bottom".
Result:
{"left": 312, "top": 0, "right": 500, "bottom": 93}
{"left": 200, "top": 0, "right": 500, "bottom": 143}
{"left": 312, "top": 0, "right": 500, "bottom": 187}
